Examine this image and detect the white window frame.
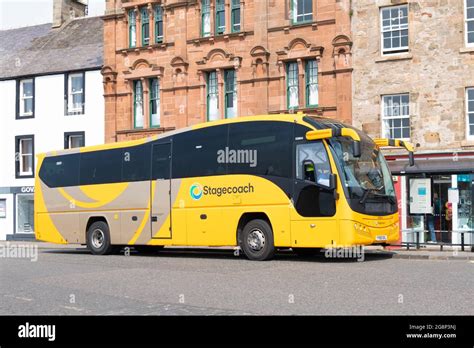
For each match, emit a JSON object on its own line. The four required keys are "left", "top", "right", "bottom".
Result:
{"left": 19, "top": 137, "right": 33, "bottom": 176}
{"left": 380, "top": 4, "right": 409, "bottom": 55}
{"left": 67, "top": 73, "right": 84, "bottom": 114}
{"left": 19, "top": 79, "right": 34, "bottom": 117}
{"left": 465, "top": 0, "right": 474, "bottom": 47}
{"left": 381, "top": 94, "right": 411, "bottom": 141}
{"left": 466, "top": 87, "right": 474, "bottom": 140}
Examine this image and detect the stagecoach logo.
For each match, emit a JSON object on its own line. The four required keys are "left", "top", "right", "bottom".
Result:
{"left": 190, "top": 183, "right": 203, "bottom": 200}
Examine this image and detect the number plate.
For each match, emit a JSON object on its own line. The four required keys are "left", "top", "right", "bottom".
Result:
{"left": 376, "top": 235, "right": 387, "bottom": 241}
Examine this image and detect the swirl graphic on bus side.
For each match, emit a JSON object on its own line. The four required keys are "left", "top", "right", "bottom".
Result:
{"left": 190, "top": 183, "right": 203, "bottom": 200}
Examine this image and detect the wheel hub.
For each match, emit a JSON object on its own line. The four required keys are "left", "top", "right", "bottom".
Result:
{"left": 247, "top": 229, "right": 265, "bottom": 251}
{"left": 91, "top": 229, "right": 105, "bottom": 249}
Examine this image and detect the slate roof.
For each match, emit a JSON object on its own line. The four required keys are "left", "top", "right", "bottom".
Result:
{"left": 0, "top": 16, "right": 103, "bottom": 80}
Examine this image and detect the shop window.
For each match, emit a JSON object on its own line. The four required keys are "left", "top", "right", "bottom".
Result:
{"left": 17, "top": 194, "right": 34, "bottom": 233}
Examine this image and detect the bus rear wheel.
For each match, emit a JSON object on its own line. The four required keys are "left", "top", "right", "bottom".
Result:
{"left": 87, "top": 221, "right": 113, "bottom": 255}
{"left": 239, "top": 219, "right": 275, "bottom": 261}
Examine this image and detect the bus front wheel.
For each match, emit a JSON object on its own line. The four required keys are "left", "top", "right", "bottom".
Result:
{"left": 86, "top": 221, "right": 114, "bottom": 255}
{"left": 239, "top": 219, "right": 275, "bottom": 261}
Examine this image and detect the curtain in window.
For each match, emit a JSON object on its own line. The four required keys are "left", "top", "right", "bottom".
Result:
{"left": 135, "top": 80, "right": 144, "bottom": 128}
{"left": 287, "top": 62, "right": 299, "bottom": 109}
{"left": 225, "top": 70, "right": 237, "bottom": 118}
{"left": 150, "top": 78, "right": 160, "bottom": 127}
{"left": 129, "top": 11, "right": 136, "bottom": 47}
{"left": 202, "top": 0, "right": 211, "bottom": 37}
{"left": 208, "top": 71, "right": 219, "bottom": 121}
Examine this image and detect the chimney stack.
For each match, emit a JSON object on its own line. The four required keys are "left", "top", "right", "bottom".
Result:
{"left": 52, "top": 0, "right": 88, "bottom": 28}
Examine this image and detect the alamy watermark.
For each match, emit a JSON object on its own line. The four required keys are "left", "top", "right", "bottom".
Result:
{"left": 324, "top": 245, "right": 365, "bottom": 262}
{"left": 217, "top": 147, "right": 257, "bottom": 168}
{"left": 0, "top": 242, "right": 38, "bottom": 262}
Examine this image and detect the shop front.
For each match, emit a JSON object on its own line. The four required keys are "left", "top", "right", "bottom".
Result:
{"left": 0, "top": 186, "right": 35, "bottom": 241}
{"left": 387, "top": 153, "right": 474, "bottom": 248}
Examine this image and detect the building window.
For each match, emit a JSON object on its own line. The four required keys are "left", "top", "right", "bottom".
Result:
{"left": 15, "top": 135, "right": 34, "bottom": 178}
{"left": 64, "top": 132, "right": 85, "bottom": 149}
{"left": 17, "top": 194, "right": 34, "bottom": 233}
{"left": 134, "top": 80, "right": 144, "bottom": 128}
{"left": 305, "top": 59, "right": 318, "bottom": 107}
{"left": 382, "top": 94, "right": 410, "bottom": 140}
{"left": 381, "top": 5, "right": 409, "bottom": 55}
{"left": 141, "top": 7, "right": 150, "bottom": 46}
{"left": 17, "top": 78, "right": 34, "bottom": 118}
{"left": 207, "top": 71, "right": 219, "bottom": 121}
{"left": 129, "top": 10, "right": 137, "bottom": 48}
{"left": 466, "top": 88, "right": 474, "bottom": 139}
{"left": 466, "top": 0, "right": 474, "bottom": 46}
{"left": 149, "top": 78, "right": 160, "bottom": 127}
{"left": 155, "top": 5, "right": 163, "bottom": 43}
{"left": 215, "top": 0, "right": 225, "bottom": 35}
{"left": 224, "top": 69, "right": 237, "bottom": 118}
{"left": 231, "top": 0, "right": 241, "bottom": 32}
{"left": 287, "top": 62, "right": 299, "bottom": 110}
{"left": 291, "top": 0, "right": 312, "bottom": 24}
{"left": 66, "top": 72, "right": 85, "bottom": 115}
{"left": 0, "top": 199, "right": 6, "bottom": 218}
{"left": 202, "top": 0, "right": 211, "bottom": 37}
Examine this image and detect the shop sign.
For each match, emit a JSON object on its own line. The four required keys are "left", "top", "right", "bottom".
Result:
{"left": 409, "top": 178, "right": 432, "bottom": 214}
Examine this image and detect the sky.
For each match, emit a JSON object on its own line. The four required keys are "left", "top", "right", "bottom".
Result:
{"left": 0, "top": 0, "right": 105, "bottom": 30}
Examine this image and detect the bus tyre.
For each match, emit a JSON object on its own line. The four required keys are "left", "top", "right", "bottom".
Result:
{"left": 240, "top": 219, "right": 275, "bottom": 261}
{"left": 87, "top": 221, "right": 113, "bottom": 255}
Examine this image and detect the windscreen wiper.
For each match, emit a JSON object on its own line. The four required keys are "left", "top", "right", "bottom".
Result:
{"left": 359, "top": 188, "right": 396, "bottom": 205}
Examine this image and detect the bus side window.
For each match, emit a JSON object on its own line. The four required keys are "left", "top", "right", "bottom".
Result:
{"left": 296, "top": 142, "right": 331, "bottom": 186}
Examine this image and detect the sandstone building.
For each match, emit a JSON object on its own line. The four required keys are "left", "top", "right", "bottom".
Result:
{"left": 101, "top": 0, "right": 352, "bottom": 142}
{"left": 352, "top": 0, "right": 474, "bottom": 245}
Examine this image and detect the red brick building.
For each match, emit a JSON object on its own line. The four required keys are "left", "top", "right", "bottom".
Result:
{"left": 102, "top": 0, "right": 352, "bottom": 142}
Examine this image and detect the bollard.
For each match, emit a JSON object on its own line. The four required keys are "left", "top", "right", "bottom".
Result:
{"left": 416, "top": 231, "right": 420, "bottom": 250}
{"left": 461, "top": 232, "right": 465, "bottom": 252}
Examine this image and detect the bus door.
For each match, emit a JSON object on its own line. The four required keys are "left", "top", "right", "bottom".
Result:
{"left": 151, "top": 143, "right": 172, "bottom": 239}
{"left": 290, "top": 141, "right": 338, "bottom": 247}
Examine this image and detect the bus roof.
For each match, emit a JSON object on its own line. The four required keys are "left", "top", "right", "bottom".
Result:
{"left": 39, "top": 113, "right": 352, "bottom": 157}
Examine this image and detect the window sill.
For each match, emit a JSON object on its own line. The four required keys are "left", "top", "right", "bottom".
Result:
{"left": 118, "top": 42, "right": 174, "bottom": 54}
{"left": 187, "top": 31, "right": 252, "bottom": 45}
{"left": 461, "top": 140, "right": 474, "bottom": 147}
{"left": 16, "top": 115, "right": 35, "bottom": 120}
{"left": 459, "top": 46, "right": 474, "bottom": 54}
{"left": 376, "top": 53, "right": 412, "bottom": 63}
{"left": 268, "top": 19, "right": 335, "bottom": 33}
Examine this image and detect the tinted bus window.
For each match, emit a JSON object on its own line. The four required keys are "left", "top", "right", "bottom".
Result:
{"left": 228, "top": 121, "right": 292, "bottom": 178}
{"left": 152, "top": 143, "right": 171, "bottom": 180}
{"left": 80, "top": 149, "right": 122, "bottom": 185}
{"left": 122, "top": 144, "right": 151, "bottom": 182}
{"left": 39, "top": 154, "right": 80, "bottom": 188}
{"left": 172, "top": 125, "right": 228, "bottom": 178}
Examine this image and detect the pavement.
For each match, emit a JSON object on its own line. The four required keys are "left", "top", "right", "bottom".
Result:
{"left": 0, "top": 241, "right": 473, "bottom": 315}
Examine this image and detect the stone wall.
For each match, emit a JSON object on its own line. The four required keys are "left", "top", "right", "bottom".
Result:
{"left": 352, "top": 0, "right": 474, "bottom": 152}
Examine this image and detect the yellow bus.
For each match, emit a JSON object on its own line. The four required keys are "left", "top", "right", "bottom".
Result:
{"left": 34, "top": 114, "right": 414, "bottom": 260}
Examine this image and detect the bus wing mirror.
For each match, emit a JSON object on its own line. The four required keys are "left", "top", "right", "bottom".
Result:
{"left": 374, "top": 138, "right": 415, "bottom": 166}
{"left": 306, "top": 128, "right": 361, "bottom": 157}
